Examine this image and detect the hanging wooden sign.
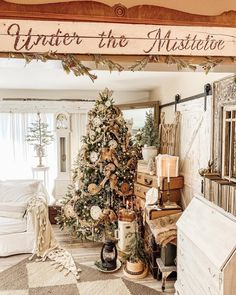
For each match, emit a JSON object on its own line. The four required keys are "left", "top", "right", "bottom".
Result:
{"left": 0, "top": 19, "right": 235, "bottom": 56}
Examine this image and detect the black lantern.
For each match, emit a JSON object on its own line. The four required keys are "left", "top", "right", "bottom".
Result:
{"left": 101, "top": 240, "right": 117, "bottom": 271}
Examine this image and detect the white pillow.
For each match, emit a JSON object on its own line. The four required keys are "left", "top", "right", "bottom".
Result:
{"left": 0, "top": 180, "right": 45, "bottom": 203}
{"left": 0, "top": 202, "right": 27, "bottom": 219}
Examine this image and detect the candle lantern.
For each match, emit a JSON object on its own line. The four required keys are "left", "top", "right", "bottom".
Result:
{"left": 156, "top": 154, "right": 179, "bottom": 179}
{"left": 156, "top": 154, "right": 179, "bottom": 208}
{"left": 100, "top": 240, "right": 118, "bottom": 271}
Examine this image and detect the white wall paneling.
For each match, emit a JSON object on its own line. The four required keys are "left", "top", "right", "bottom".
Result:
{"left": 163, "top": 97, "right": 212, "bottom": 207}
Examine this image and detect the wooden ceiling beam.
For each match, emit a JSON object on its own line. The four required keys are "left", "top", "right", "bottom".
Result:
{"left": 0, "top": 1, "right": 234, "bottom": 27}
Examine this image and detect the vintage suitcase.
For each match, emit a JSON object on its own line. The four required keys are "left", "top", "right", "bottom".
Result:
{"left": 136, "top": 172, "right": 184, "bottom": 191}
{"left": 134, "top": 183, "right": 181, "bottom": 204}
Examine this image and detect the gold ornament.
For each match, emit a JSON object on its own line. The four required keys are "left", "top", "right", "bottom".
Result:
{"left": 88, "top": 183, "right": 102, "bottom": 195}
{"left": 120, "top": 182, "right": 130, "bottom": 194}
{"left": 101, "top": 147, "right": 113, "bottom": 162}
{"left": 64, "top": 204, "right": 77, "bottom": 219}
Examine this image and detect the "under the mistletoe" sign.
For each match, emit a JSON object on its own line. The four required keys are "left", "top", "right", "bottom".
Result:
{"left": 0, "top": 19, "right": 235, "bottom": 56}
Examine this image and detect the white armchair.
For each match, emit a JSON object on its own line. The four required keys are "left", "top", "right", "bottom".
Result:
{"left": 0, "top": 179, "right": 48, "bottom": 256}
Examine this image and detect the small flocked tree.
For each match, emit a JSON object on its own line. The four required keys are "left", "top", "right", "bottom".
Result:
{"left": 57, "top": 89, "right": 138, "bottom": 241}
{"left": 26, "top": 112, "right": 54, "bottom": 167}
{"left": 141, "top": 110, "right": 159, "bottom": 147}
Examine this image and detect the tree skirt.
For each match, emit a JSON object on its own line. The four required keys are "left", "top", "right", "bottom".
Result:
{"left": 0, "top": 257, "right": 162, "bottom": 295}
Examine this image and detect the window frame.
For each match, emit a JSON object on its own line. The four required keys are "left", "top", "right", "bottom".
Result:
{"left": 222, "top": 105, "right": 236, "bottom": 182}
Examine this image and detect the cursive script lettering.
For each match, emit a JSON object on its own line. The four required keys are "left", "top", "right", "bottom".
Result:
{"left": 98, "top": 29, "right": 129, "bottom": 48}
{"left": 7, "top": 23, "right": 83, "bottom": 51}
{"left": 144, "top": 28, "right": 225, "bottom": 53}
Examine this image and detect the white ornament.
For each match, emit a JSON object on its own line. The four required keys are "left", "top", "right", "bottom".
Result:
{"left": 105, "top": 100, "right": 111, "bottom": 107}
{"left": 90, "top": 151, "right": 99, "bottom": 163}
{"left": 94, "top": 117, "right": 102, "bottom": 127}
{"left": 90, "top": 206, "right": 102, "bottom": 220}
{"left": 109, "top": 139, "right": 118, "bottom": 149}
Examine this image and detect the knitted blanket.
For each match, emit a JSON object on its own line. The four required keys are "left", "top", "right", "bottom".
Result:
{"left": 27, "top": 196, "right": 81, "bottom": 280}
{"left": 147, "top": 212, "right": 182, "bottom": 246}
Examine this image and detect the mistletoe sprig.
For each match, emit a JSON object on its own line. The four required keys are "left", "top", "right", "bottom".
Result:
{"left": 61, "top": 55, "right": 97, "bottom": 82}
{"left": 93, "top": 54, "right": 124, "bottom": 72}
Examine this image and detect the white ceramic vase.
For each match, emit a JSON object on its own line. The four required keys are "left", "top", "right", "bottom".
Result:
{"left": 142, "top": 146, "right": 158, "bottom": 161}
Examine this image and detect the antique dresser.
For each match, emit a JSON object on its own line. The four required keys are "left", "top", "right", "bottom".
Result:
{"left": 175, "top": 195, "right": 236, "bottom": 295}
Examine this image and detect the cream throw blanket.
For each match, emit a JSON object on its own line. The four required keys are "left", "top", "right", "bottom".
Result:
{"left": 147, "top": 212, "right": 182, "bottom": 246}
{"left": 27, "top": 196, "right": 81, "bottom": 280}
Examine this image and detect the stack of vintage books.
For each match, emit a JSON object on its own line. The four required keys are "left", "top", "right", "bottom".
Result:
{"left": 204, "top": 173, "right": 236, "bottom": 216}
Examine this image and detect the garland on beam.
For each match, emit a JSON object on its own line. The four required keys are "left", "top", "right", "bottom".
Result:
{"left": 8, "top": 51, "right": 235, "bottom": 82}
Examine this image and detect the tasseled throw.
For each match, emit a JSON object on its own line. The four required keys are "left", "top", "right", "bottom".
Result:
{"left": 27, "top": 196, "right": 81, "bottom": 280}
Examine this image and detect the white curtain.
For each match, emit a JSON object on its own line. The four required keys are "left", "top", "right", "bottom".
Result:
{"left": 0, "top": 112, "right": 57, "bottom": 201}
{"left": 71, "top": 112, "right": 88, "bottom": 164}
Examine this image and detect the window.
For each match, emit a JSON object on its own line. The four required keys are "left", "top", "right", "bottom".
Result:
{"left": 0, "top": 112, "right": 57, "bottom": 201}
{"left": 222, "top": 106, "right": 236, "bottom": 181}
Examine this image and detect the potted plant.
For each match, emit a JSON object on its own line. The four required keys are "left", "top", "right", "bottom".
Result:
{"left": 26, "top": 112, "right": 54, "bottom": 167}
{"left": 123, "top": 218, "right": 148, "bottom": 279}
{"left": 141, "top": 110, "right": 159, "bottom": 161}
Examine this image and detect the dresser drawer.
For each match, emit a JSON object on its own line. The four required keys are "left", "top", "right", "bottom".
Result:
{"left": 175, "top": 281, "right": 186, "bottom": 295}
{"left": 176, "top": 272, "right": 196, "bottom": 295}
{"left": 177, "top": 231, "right": 222, "bottom": 294}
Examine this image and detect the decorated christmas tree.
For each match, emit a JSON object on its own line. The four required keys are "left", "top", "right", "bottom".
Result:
{"left": 57, "top": 89, "right": 137, "bottom": 240}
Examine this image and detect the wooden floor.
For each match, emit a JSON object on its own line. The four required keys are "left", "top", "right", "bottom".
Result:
{"left": 0, "top": 225, "right": 175, "bottom": 294}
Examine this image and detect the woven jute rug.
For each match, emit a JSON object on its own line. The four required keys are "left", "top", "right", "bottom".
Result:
{"left": 0, "top": 257, "right": 162, "bottom": 295}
